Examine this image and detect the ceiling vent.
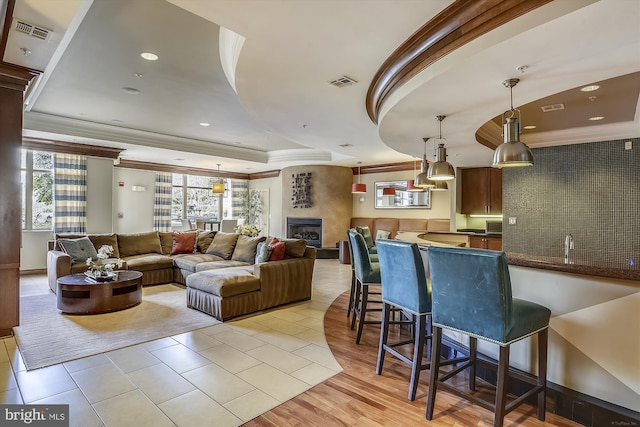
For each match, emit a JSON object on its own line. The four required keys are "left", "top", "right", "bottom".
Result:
{"left": 13, "top": 19, "right": 52, "bottom": 41}
{"left": 328, "top": 76, "right": 358, "bottom": 88}
{"left": 541, "top": 103, "right": 565, "bottom": 112}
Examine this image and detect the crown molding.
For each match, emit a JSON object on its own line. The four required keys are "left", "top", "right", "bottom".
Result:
{"left": 23, "top": 111, "right": 269, "bottom": 163}
{"left": 117, "top": 159, "right": 250, "bottom": 179}
{"left": 22, "top": 137, "right": 124, "bottom": 159}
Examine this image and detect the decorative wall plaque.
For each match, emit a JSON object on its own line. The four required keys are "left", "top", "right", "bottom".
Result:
{"left": 291, "top": 172, "right": 312, "bottom": 208}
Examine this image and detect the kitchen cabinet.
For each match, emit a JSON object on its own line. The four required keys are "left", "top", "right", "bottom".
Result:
{"left": 469, "top": 236, "right": 502, "bottom": 250}
{"left": 461, "top": 167, "right": 502, "bottom": 214}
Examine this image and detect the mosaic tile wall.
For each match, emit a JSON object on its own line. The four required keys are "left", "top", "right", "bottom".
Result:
{"left": 502, "top": 138, "right": 639, "bottom": 270}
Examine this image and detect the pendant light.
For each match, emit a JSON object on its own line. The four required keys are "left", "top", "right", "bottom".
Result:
{"left": 492, "top": 78, "right": 534, "bottom": 168}
{"left": 414, "top": 138, "right": 435, "bottom": 188}
{"left": 427, "top": 115, "right": 455, "bottom": 181}
{"left": 407, "top": 158, "right": 424, "bottom": 192}
{"left": 212, "top": 163, "right": 225, "bottom": 194}
{"left": 430, "top": 181, "right": 448, "bottom": 191}
{"left": 352, "top": 162, "right": 366, "bottom": 193}
{"left": 382, "top": 187, "right": 396, "bottom": 196}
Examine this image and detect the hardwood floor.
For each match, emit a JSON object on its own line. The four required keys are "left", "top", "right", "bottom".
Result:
{"left": 245, "top": 291, "right": 581, "bottom": 427}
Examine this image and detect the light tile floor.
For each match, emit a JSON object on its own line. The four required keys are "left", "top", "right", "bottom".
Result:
{"left": 1, "top": 259, "right": 352, "bottom": 427}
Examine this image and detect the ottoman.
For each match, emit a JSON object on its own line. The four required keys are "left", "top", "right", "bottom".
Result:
{"left": 186, "top": 266, "right": 262, "bottom": 321}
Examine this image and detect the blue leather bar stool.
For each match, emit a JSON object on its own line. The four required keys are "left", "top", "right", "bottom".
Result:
{"left": 375, "top": 239, "right": 432, "bottom": 401}
{"left": 426, "top": 247, "right": 551, "bottom": 427}
{"left": 345, "top": 229, "right": 378, "bottom": 319}
{"left": 347, "top": 230, "right": 382, "bottom": 344}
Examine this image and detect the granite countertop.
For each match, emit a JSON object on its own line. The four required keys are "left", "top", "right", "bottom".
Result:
{"left": 506, "top": 252, "right": 640, "bottom": 282}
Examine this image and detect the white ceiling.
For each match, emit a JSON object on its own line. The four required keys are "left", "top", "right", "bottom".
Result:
{"left": 6, "top": 0, "right": 640, "bottom": 173}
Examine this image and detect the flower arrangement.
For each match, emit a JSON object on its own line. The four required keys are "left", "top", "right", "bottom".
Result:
{"left": 86, "top": 245, "right": 123, "bottom": 278}
{"left": 234, "top": 224, "right": 260, "bottom": 237}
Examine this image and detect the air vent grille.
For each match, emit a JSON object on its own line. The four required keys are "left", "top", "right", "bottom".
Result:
{"left": 14, "top": 19, "right": 52, "bottom": 40}
{"left": 328, "top": 76, "right": 358, "bottom": 87}
{"left": 541, "top": 103, "right": 565, "bottom": 112}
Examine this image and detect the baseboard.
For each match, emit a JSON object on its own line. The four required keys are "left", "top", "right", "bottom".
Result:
{"left": 440, "top": 343, "right": 640, "bottom": 427}
{"left": 20, "top": 269, "right": 46, "bottom": 275}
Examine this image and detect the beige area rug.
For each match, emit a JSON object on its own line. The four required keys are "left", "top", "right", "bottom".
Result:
{"left": 14, "top": 284, "right": 220, "bottom": 371}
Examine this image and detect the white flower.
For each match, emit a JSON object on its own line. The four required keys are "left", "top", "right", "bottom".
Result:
{"left": 234, "top": 224, "right": 260, "bottom": 237}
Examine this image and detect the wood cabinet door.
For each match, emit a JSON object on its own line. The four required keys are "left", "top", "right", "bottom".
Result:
{"left": 488, "top": 168, "right": 503, "bottom": 214}
{"left": 486, "top": 237, "right": 503, "bottom": 251}
{"left": 461, "top": 168, "right": 490, "bottom": 214}
{"left": 469, "top": 236, "right": 485, "bottom": 249}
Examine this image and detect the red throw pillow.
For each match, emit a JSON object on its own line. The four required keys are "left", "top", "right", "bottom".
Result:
{"left": 171, "top": 231, "right": 197, "bottom": 255}
{"left": 269, "top": 237, "right": 285, "bottom": 261}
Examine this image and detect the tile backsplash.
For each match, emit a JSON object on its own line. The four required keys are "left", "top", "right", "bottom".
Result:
{"left": 503, "top": 138, "right": 639, "bottom": 270}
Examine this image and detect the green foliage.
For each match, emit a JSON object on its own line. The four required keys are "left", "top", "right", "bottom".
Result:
{"left": 238, "top": 190, "right": 263, "bottom": 226}
{"left": 33, "top": 172, "right": 52, "bottom": 204}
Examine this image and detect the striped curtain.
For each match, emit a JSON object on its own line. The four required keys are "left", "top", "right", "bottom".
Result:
{"left": 153, "top": 172, "right": 173, "bottom": 231}
{"left": 231, "top": 179, "right": 248, "bottom": 219}
{"left": 53, "top": 153, "right": 87, "bottom": 233}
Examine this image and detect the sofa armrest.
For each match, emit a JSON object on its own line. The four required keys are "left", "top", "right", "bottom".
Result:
{"left": 254, "top": 251, "right": 316, "bottom": 309}
{"left": 47, "top": 250, "right": 71, "bottom": 294}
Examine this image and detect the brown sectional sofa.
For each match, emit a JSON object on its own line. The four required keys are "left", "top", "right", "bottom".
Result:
{"left": 47, "top": 231, "right": 316, "bottom": 321}
{"left": 349, "top": 217, "right": 469, "bottom": 247}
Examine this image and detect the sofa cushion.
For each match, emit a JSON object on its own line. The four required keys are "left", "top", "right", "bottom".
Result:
{"left": 195, "top": 260, "right": 251, "bottom": 272}
{"left": 187, "top": 267, "right": 260, "bottom": 298}
{"left": 196, "top": 230, "right": 216, "bottom": 253}
{"left": 172, "top": 253, "right": 224, "bottom": 272}
{"left": 205, "top": 232, "right": 239, "bottom": 260}
{"left": 255, "top": 242, "right": 272, "bottom": 263}
{"left": 232, "top": 235, "right": 266, "bottom": 264}
{"left": 58, "top": 237, "right": 98, "bottom": 263}
{"left": 281, "top": 238, "right": 307, "bottom": 258}
{"left": 122, "top": 254, "right": 174, "bottom": 272}
{"left": 118, "top": 231, "right": 163, "bottom": 257}
{"left": 171, "top": 231, "right": 197, "bottom": 255}
{"left": 87, "top": 234, "right": 120, "bottom": 258}
{"left": 159, "top": 232, "right": 173, "bottom": 255}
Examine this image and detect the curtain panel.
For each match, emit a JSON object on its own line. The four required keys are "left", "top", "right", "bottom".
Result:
{"left": 154, "top": 172, "right": 173, "bottom": 232}
{"left": 53, "top": 153, "right": 87, "bottom": 233}
{"left": 231, "top": 180, "right": 248, "bottom": 219}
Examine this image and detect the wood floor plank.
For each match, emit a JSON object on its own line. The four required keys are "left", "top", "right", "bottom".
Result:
{"left": 245, "top": 292, "right": 581, "bottom": 426}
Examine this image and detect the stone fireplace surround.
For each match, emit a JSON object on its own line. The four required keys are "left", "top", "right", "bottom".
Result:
{"left": 281, "top": 165, "right": 353, "bottom": 248}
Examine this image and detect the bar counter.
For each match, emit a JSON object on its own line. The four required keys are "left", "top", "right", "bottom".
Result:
{"left": 506, "top": 253, "right": 640, "bottom": 282}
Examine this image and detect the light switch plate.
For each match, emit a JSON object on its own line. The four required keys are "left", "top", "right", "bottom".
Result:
{"left": 508, "top": 217, "right": 516, "bottom": 225}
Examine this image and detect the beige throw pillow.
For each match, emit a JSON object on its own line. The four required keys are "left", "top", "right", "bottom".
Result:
{"left": 205, "top": 232, "right": 240, "bottom": 260}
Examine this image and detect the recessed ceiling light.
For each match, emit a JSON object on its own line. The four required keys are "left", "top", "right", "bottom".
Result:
{"left": 121, "top": 87, "right": 140, "bottom": 95}
{"left": 523, "top": 125, "right": 537, "bottom": 130}
{"left": 580, "top": 85, "right": 600, "bottom": 92}
{"left": 199, "top": 122, "right": 210, "bottom": 127}
{"left": 140, "top": 52, "right": 158, "bottom": 61}
{"left": 134, "top": 73, "right": 143, "bottom": 78}
{"left": 588, "top": 116, "right": 604, "bottom": 121}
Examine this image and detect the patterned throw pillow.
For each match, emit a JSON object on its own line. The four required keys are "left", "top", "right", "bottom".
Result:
{"left": 255, "top": 242, "right": 273, "bottom": 264}
{"left": 376, "top": 229, "right": 391, "bottom": 240}
{"left": 171, "top": 231, "right": 197, "bottom": 255}
{"left": 58, "top": 237, "right": 98, "bottom": 263}
{"left": 356, "top": 226, "right": 375, "bottom": 248}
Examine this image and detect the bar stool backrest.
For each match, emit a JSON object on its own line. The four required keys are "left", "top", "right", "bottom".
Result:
{"left": 347, "top": 230, "right": 376, "bottom": 283}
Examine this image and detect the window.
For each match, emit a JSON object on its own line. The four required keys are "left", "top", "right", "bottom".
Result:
{"left": 21, "top": 150, "right": 54, "bottom": 230}
{"left": 172, "top": 173, "right": 235, "bottom": 222}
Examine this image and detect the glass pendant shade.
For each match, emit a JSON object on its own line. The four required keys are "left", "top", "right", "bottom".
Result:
{"left": 492, "top": 117, "right": 534, "bottom": 168}
{"left": 414, "top": 156, "right": 435, "bottom": 188}
{"left": 212, "top": 182, "right": 225, "bottom": 194}
{"left": 427, "top": 144, "right": 455, "bottom": 181}
{"left": 352, "top": 183, "right": 367, "bottom": 193}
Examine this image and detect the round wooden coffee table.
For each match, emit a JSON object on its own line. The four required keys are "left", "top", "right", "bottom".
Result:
{"left": 56, "top": 270, "right": 143, "bottom": 314}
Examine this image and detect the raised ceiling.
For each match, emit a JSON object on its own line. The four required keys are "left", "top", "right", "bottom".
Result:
{"left": 3, "top": 0, "right": 639, "bottom": 173}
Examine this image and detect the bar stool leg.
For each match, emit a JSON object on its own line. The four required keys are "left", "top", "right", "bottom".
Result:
{"left": 469, "top": 337, "right": 477, "bottom": 391}
{"left": 494, "top": 345, "right": 510, "bottom": 427}
{"left": 426, "top": 326, "right": 442, "bottom": 420}
{"left": 376, "top": 302, "right": 391, "bottom": 374}
{"left": 351, "top": 279, "right": 361, "bottom": 330}
{"left": 408, "top": 313, "right": 427, "bottom": 400}
{"left": 355, "top": 285, "right": 369, "bottom": 344}
{"left": 347, "top": 271, "right": 356, "bottom": 318}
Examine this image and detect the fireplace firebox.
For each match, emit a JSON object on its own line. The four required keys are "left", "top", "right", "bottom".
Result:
{"left": 287, "top": 217, "right": 322, "bottom": 248}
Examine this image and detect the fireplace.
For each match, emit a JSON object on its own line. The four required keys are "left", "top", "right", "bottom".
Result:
{"left": 287, "top": 217, "right": 322, "bottom": 248}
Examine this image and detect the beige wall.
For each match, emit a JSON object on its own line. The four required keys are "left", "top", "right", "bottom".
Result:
{"left": 281, "top": 165, "right": 353, "bottom": 247}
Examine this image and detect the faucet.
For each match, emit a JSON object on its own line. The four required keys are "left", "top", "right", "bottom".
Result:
{"left": 564, "top": 234, "right": 575, "bottom": 264}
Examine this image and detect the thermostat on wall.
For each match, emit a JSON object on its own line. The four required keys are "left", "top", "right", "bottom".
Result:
{"left": 131, "top": 185, "right": 147, "bottom": 192}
